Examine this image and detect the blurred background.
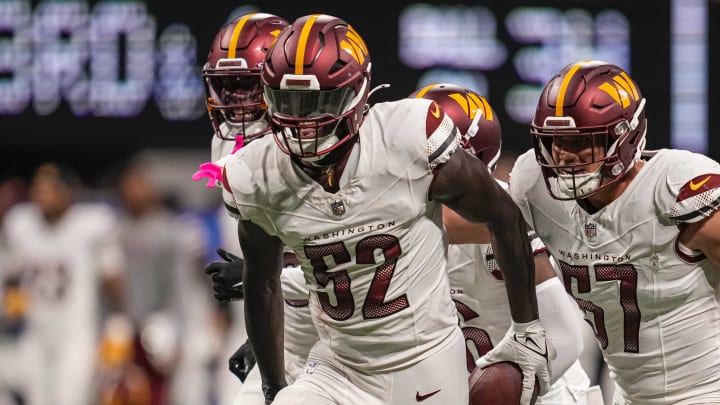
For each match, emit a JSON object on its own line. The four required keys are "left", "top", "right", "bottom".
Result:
{"left": 0, "top": 0, "right": 717, "bottom": 404}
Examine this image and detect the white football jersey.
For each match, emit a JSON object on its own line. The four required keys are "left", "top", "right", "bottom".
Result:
{"left": 280, "top": 256, "right": 318, "bottom": 359}
{"left": 510, "top": 148, "right": 720, "bottom": 403}
{"left": 447, "top": 243, "right": 508, "bottom": 359}
{"left": 3, "top": 202, "right": 124, "bottom": 335}
{"left": 223, "top": 98, "right": 462, "bottom": 372}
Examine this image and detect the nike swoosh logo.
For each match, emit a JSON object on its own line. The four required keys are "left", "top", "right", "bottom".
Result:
{"left": 416, "top": 389, "right": 441, "bottom": 402}
{"left": 689, "top": 175, "right": 712, "bottom": 191}
{"left": 514, "top": 334, "right": 548, "bottom": 358}
{"left": 430, "top": 102, "right": 440, "bottom": 118}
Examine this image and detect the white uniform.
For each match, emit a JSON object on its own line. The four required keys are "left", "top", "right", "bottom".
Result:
{"left": 2, "top": 202, "right": 124, "bottom": 405}
{"left": 510, "top": 149, "right": 720, "bottom": 404}
{"left": 223, "top": 98, "right": 468, "bottom": 404}
{"left": 447, "top": 242, "right": 592, "bottom": 404}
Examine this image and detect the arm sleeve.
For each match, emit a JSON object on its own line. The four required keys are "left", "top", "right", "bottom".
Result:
{"left": 507, "top": 151, "right": 538, "bottom": 228}
{"left": 660, "top": 152, "right": 720, "bottom": 224}
{"left": 536, "top": 277, "right": 584, "bottom": 384}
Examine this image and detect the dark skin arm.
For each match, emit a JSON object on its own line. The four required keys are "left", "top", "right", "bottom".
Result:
{"left": 430, "top": 148, "right": 539, "bottom": 322}
{"left": 238, "top": 219, "right": 287, "bottom": 397}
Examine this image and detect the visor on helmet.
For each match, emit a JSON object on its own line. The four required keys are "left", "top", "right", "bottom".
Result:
{"left": 263, "top": 87, "right": 357, "bottom": 119}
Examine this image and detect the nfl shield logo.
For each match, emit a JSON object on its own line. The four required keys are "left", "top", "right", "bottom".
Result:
{"left": 585, "top": 222, "right": 597, "bottom": 238}
{"left": 331, "top": 200, "right": 345, "bottom": 216}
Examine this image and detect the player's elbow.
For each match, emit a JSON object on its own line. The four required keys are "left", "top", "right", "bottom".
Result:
{"left": 486, "top": 199, "right": 524, "bottom": 234}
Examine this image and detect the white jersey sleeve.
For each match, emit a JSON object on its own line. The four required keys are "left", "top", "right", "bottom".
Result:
{"left": 423, "top": 100, "right": 461, "bottom": 169}
{"left": 654, "top": 150, "right": 720, "bottom": 224}
{"left": 508, "top": 149, "right": 540, "bottom": 228}
{"left": 280, "top": 259, "right": 318, "bottom": 360}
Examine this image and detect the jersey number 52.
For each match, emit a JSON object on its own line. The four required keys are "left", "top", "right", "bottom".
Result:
{"left": 304, "top": 235, "right": 409, "bottom": 321}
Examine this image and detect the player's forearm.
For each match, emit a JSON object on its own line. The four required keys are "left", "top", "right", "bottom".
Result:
{"left": 489, "top": 203, "right": 539, "bottom": 323}
{"left": 244, "top": 274, "right": 287, "bottom": 387}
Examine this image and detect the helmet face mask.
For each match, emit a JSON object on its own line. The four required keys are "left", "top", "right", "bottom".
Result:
{"left": 265, "top": 83, "right": 365, "bottom": 159}
{"left": 533, "top": 127, "right": 609, "bottom": 199}
{"left": 202, "top": 13, "right": 289, "bottom": 143}
{"left": 531, "top": 60, "right": 647, "bottom": 200}
{"left": 261, "top": 14, "right": 371, "bottom": 161}
{"left": 205, "top": 71, "right": 266, "bottom": 131}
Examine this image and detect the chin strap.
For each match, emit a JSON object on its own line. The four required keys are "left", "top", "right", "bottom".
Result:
{"left": 368, "top": 83, "right": 391, "bottom": 98}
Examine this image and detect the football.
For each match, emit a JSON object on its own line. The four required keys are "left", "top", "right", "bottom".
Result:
{"left": 468, "top": 362, "right": 539, "bottom": 405}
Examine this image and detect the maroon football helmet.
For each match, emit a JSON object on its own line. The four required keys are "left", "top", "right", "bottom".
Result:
{"left": 531, "top": 60, "right": 647, "bottom": 200}
{"left": 261, "top": 14, "right": 371, "bottom": 161}
{"left": 410, "top": 83, "right": 501, "bottom": 170}
{"left": 203, "top": 13, "right": 289, "bottom": 142}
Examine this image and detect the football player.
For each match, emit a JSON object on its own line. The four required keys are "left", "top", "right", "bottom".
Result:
{"left": 2, "top": 163, "right": 125, "bottom": 405}
{"left": 509, "top": 60, "right": 720, "bottom": 403}
{"left": 222, "top": 14, "right": 550, "bottom": 405}
{"left": 194, "top": 12, "right": 289, "bottom": 186}
{"left": 192, "top": 12, "right": 319, "bottom": 405}
{"left": 412, "top": 83, "right": 603, "bottom": 404}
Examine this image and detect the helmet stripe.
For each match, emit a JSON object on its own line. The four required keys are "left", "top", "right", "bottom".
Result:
{"left": 555, "top": 59, "right": 590, "bottom": 117}
{"left": 295, "top": 14, "right": 320, "bottom": 75}
{"left": 228, "top": 13, "right": 256, "bottom": 59}
{"left": 413, "top": 84, "right": 437, "bottom": 98}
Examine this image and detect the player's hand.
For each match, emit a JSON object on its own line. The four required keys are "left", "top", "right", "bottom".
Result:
{"left": 204, "top": 248, "right": 244, "bottom": 303}
{"left": 228, "top": 339, "right": 256, "bottom": 382}
{"left": 192, "top": 162, "right": 223, "bottom": 188}
{"left": 475, "top": 319, "right": 553, "bottom": 405}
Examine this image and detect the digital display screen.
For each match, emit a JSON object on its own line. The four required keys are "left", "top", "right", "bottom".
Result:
{"left": 0, "top": 0, "right": 714, "bottom": 181}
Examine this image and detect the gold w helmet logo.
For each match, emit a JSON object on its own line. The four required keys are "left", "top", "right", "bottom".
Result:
{"left": 268, "top": 29, "right": 282, "bottom": 47}
{"left": 340, "top": 25, "right": 368, "bottom": 64}
{"left": 447, "top": 92, "right": 494, "bottom": 121}
{"left": 598, "top": 72, "right": 640, "bottom": 109}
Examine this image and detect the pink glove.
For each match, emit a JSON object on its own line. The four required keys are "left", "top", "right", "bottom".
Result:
{"left": 192, "top": 162, "right": 223, "bottom": 188}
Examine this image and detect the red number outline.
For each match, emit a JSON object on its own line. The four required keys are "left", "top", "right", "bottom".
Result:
{"left": 304, "top": 234, "right": 409, "bottom": 321}
{"left": 559, "top": 260, "right": 640, "bottom": 353}
{"left": 453, "top": 299, "right": 494, "bottom": 371}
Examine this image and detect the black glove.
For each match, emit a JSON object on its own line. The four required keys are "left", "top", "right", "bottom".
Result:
{"left": 204, "top": 248, "right": 244, "bottom": 303}
{"left": 229, "top": 339, "right": 256, "bottom": 382}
